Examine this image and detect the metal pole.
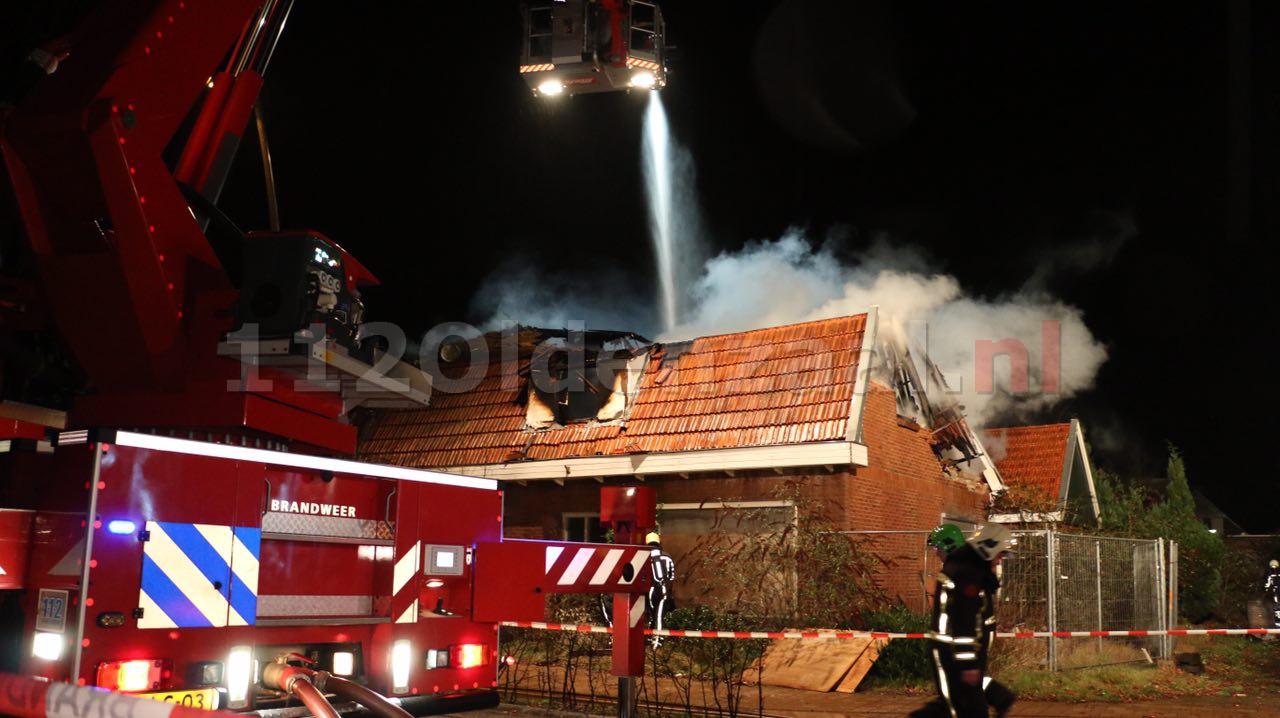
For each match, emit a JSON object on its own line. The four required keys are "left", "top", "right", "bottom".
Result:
{"left": 1046, "top": 530, "right": 1057, "bottom": 671}
{"left": 1155, "top": 538, "right": 1167, "bottom": 661}
{"left": 922, "top": 544, "right": 930, "bottom": 613}
{"left": 71, "top": 442, "right": 105, "bottom": 683}
{"left": 617, "top": 677, "right": 636, "bottom": 718}
{"left": 253, "top": 105, "right": 280, "bottom": 231}
{"left": 1168, "top": 541, "right": 1179, "bottom": 659}
{"left": 1095, "top": 540, "right": 1103, "bottom": 655}
{"left": 1132, "top": 543, "right": 1142, "bottom": 653}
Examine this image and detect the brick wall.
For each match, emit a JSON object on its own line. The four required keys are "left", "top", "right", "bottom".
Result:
{"left": 850, "top": 383, "right": 989, "bottom": 604}
{"left": 497, "top": 382, "right": 988, "bottom": 611}
{"left": 503, "top": 470, "right": 851, "bottom": 538}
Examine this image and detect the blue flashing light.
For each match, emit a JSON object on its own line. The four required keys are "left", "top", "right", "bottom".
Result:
{"left": 106, "top": 520, "right": 137, "bottom": 535}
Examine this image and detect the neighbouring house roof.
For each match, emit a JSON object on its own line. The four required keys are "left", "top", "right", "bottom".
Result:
{"left": 984, "top": 419, "right": 1100, "bottom": 525}
{"left": 984, "top": 423, "right": 1072, "bottom": 499}
{"left": 360, "top": 315, "right": 870, "bottom": 472}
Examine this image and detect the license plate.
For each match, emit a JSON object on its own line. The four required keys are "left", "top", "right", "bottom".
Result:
{"left": 139, "top": 689, "right": 220, "bottom": 710}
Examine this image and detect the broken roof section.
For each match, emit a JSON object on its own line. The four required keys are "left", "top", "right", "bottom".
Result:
{"left": 984, "top": 419, "right": 1100, "bottom": 525}
{"left": 360, "top": 315, "right": 869, "bottom": 471}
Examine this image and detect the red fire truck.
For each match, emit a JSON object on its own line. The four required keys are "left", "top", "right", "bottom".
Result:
{"left": 0, "top": 1, "right": 655, "bottom": 714}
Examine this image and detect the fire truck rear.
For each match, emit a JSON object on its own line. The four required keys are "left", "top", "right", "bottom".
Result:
{"left": 0, "top": 430, "right": 508, "bottom": 714}
{"left": 0, "top": 0, "right": 655, "bottom": 713}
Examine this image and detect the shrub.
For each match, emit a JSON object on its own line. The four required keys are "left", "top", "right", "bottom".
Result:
{"left": 1096, "top": 445, "right": 1225, "bottom": 622}
{"left": 859, "top": 606, "right": 932, "bottom": 686}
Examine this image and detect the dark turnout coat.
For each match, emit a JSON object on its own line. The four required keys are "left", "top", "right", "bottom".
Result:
{"left": 930, "top": 544, "right": 999, "bottom": 671}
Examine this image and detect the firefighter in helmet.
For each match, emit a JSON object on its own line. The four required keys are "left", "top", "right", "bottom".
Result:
{"left": 646, "top": 531, "right": 676, "bottom": 645}
{"left": 927, "top": 523, "right": 966, "bottom": 558}
{"left": 597, "top": 530, "right": 676, "bottom": 643}
{"left": 1265, "top": 559, "right": 1280, "bottom": 627}
{"left": 911, "top": 523, "right": 1018, "bottom": 718}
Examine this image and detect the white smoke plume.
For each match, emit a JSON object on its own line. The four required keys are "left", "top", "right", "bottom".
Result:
{"left": 469, "top": 259, "right": 658, "bottom": 335}
{"left": 664, "top": 229, "right": 1111, "bottom": 427}
{"left": 980, "top": 430, "right": 1009, "bottom": 463}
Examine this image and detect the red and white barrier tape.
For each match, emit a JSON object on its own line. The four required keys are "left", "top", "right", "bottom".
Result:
{"left": 0, "top": 673, "right": 237, "bottom": 718}
{"left": 500, "top": 621, "right": 1280, "bottom": 640}
{"left": 1001, "top": 628, "right": 1280, "bottom": 639}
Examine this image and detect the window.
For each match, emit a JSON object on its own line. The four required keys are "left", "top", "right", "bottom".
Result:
{"left": 563, "top": 513, "right": 606, "bottom": 543}
{"left": 527, "top": 6, "right": 553, "bottom": 60}
{"left": 656, "top": 502, "right": 797, "bottom": 609}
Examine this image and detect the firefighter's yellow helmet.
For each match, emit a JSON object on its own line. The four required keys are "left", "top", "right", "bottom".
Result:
{"left": 645, "top": 531, "right": 661, "bottom": 545}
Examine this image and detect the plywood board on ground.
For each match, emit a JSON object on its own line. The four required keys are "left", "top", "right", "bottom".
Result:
{"left": 834, "top": 638, "right": 890, "bottom": 693}
{"left": 744, "top": 636, "right": 874, "bottom": 692}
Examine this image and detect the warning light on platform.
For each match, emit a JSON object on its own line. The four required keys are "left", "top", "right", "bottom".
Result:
{"left": 107, "top": 519, "right": 138, "bottom": 535}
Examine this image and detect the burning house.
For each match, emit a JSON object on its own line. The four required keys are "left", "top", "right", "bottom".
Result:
{"left": 358, "top": 310, "right": 1011, "bottom": 607}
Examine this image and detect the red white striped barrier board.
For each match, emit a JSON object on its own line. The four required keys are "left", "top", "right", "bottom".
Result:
{"left": 0, "top": 673, "right": 238, "bottom": 718}
{"left": 500, "top": 621, "right": 1280, "bottom": 640}
{"left": 625, "top": 57, "right": 661, "bottom": 71}
{"left": 544, "top": 545, "right": 649, "bottom": 590}
{"left": 519, "top": 63, "right": 555, "bottom": 73}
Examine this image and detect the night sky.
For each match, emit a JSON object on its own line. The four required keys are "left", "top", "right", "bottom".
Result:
{"left": 139, "top": 3, "right": 1280, "bottom": 530}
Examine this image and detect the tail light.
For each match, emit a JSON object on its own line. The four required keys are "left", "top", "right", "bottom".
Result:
{"left": 227, "top": 645, "right": 253, "bottom": 709}
{"left": 96, "top": 659, "right": 169, "bottom": 693}
{"left": 450, "top": 644, "right": 489, "bottom": 670}
{"left": 391, "top": 640, "right": 411, "bottom": 694}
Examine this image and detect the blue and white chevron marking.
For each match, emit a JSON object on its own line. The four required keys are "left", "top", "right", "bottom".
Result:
{"left": 137, "top": 522, "right": 260, "bottom": 629}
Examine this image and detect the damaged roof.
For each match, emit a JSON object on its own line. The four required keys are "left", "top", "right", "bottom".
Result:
{"left": 359, "top": 315, "right": 867, "bottom": 468}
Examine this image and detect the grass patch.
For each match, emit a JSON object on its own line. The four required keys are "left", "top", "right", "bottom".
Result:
{"left": 1180, "top": 635, "right": 1280, "bottom": 692}
{"left": 992, "top": 636, "right": 1280, "bottom": 702}
{"left": 1001, "top": 663, "right": 1215, "bottom": 702}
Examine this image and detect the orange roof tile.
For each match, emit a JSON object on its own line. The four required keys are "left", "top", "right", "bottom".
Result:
{"left": 359, "top": 315, "right": 866, "bottom": 468}
{"left": 982, "top": 423, "right": 1072, "bottom": 502}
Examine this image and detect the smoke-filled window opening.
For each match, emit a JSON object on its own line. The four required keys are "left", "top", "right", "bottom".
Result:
{"left": 524, "top": 331, "right": 651, "bottom": 429}
{"left": 527, "top": 347, "right": 612, "bottom": 425}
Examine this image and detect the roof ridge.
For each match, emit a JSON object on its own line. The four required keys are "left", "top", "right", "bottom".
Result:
{"left": 984, "top": 422, "right": 1072, "bottom": 433}
{"left": 660, "top": 314, "right": 867, "bottom": 344}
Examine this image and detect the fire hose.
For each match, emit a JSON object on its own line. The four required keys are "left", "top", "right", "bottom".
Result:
{"left": 262, "top": 661, "right": 412, "bottom": 718}
{"left": 261, "top": 663, "right": 339, "bottom": 718}
{"left": 325, "top": 674, "right": 414, "bottom": 718}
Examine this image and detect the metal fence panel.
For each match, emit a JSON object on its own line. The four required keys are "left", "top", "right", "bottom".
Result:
{"left": 1000, "top": 530, "right": 1169, "bottom": 668}
{"left": 842, "top": 528, "right": 1172, "bottom": 669}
